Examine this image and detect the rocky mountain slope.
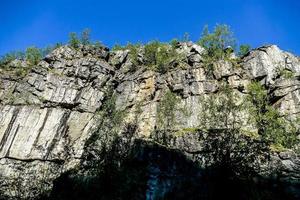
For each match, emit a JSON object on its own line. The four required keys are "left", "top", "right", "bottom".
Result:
{"left": 0, "top": 43, "right": 300, "bottom": 199}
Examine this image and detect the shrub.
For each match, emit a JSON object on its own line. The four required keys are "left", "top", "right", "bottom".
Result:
{"left": 0, "top": 51, "right": 25, "bottom": 69}
{"left": 144, "top": 41, "right": 168, "bottom": 72}
{"left": 25, "top": 47, "right": 42, "bottom": 65}
{"left": 69, "top": 32, "right": 80, "bottom": 48}
{"left": 157, "top": 90, "right": 180, "bottom": 130}
{"left": 279, "top": 68, "right": 295, "bottom": 79}
{"left": 199, "top": 82, "right": 244, "bottom": 131}
{"left": 247, "top": 81, "right": 299, "bottom": 148}
{"left": 247, "top": 82, "right": 267, "bottom": 115}
{"left": 0, "top": 53, "right": 17, "bottom": 69}
{"left": 238, "top": 44, "right": 251, "bottom": 57}
{"left": 111, "top": 42, "right": 142, "bottom": 71}
{"left": 262, "top": 106, "right": 298, "bottom": 148}
{"left": 111, "top": 40, "right": 181, "bottom": 73}
{"left": 144, "top": 41, "right": 161, "bottom": 66}
{"left": 198, "top": 24, "right": 236, "bottom": 76}
{"left": 144, "top": 41, "right": 179, "bottom": 73}
{"left": 126, "top": 43, "right": 142, "bottom": 69}
{"left": 198, "top": 24, "right": 236, "bottom": 60}
{"left": 101, "top": 93, "right": 125, "bottom": 128}
{"left": 169, "top": 39, "right": 180, "bottom": 49}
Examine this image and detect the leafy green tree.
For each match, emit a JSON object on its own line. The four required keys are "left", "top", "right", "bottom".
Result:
{"left": 200, "top": 82, "right": 244, "bottom": 131}
{"left": 169, "top": 39, "right": 180, "bottom": 49}
{"left": 1, "top": 53, "right": 17, "bottom": 68}
{"left": 247, "top": 82, "right": 267, "bottom": 127}
{"left": 198, "top": 82, "right": 270, "bottom": 175}
{"left": 81, "top": 28, "right": 91, "bottom": 45}
{"left": 144, "top": 41, "right": 179, "bottom": 73}
{"left": 144, "top": 41, "right": 161, "bottom": 66}
{"left": 157, "top": 90, "right": 180, "bottom": 130}
{"left": 278, "top": 68, "right": 295, "bottom": 79}
{"left": 69, "top": 32, "right": 80, "bottom": 48}
{"left": 111, "top": 40, "right": 181, "bottom": 73}
{"left": 156, "top": 90, "right": 180, "bottom": 144}
{"left": 238, "top": 44, "right": 251, "bottom": 57}
{"left": 25, "top": 47, "right": 42, "bottom": 65}
{"left": 125, "top": 43, "right": 142, "bottom": 70}
{"left": 197, "top": 24, "right": 236, "bottom": 77}
{"left": 155, "top": 45, "right": 172, "bottom": 73}
{"left": 198, "top": 24, "right": 236, "bottom": 60}
{"left": 247, "top": 81, "right": 299, "bottom": 149}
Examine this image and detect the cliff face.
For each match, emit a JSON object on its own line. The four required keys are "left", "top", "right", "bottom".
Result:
{"left": 0, "top": 43, "right": 300, "bottom": 199}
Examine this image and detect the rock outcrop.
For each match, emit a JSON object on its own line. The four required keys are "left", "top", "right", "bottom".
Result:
{"left": 0, "top": 43, "right": 299, "bottom": 199}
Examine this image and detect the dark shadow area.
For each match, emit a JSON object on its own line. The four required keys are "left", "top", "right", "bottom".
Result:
{"left": 46, "top": 138, "right": 298, "bottom": 200}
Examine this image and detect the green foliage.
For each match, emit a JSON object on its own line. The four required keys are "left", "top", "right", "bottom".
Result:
{"left": 126, "top": 43, "right": 142, "bottom": 68}
{"left": 278, "top": 68, "right": 295, "bottom": 79}
{"left": 68, "top": 28, "right": 93, "bottom": 47}
{"left": 111, "top": 43, "right": 125, "bottom": 51}
{"left": 247, "top": 81, "right": 299, "bottom": 148}
{"left": 112, "top": 43, "right": 142, "bottom": 71}
{"left": 144, "top": 41, "right": 180, "bottom": 73}
{"left": 87, "top": 86, "right": 127, "bottom": 154}
{"left": 0, "top": 44, "right": 60, "bottom": 71}
{"left": 198, "top": 24, "right": 236, "bottom": 60}
{"left": 100, "top": 91, "right": 125, "bottom": 129}
{"left": 0, "top": 51, "right": 24, "bottom": 69}
{"left": 144, "top": 41, "right": 161, "bottom": 66}
{"left": 199, "top": 81, "right": 299, "bottom": 149}
{"left": 81, "top": 28, "right": 91, "bottom": 45}
{"left": 247, "top": 82, "right": 267, "bottom": 117}
{"left": 175, "top": 127, "right": 200, "bottom": 136}
{"left": 0, "top": 46, "right": 53, "bottom": 77}
{"left": 69, "top": 32, "right": 80, "bottom": 48}
{"left": 111, "top": 40, "right": 182, "bottom": 73}
{"left": 25, "top": 46, "right": 42, "bottom": 65}
{"left": 247, "top": 82, "right": 273, "bottom": 130}
{"left": 238, "top": 44, "right": 251, "bottom": 57}
{"left": 112, "top": 43, "right": 141, "bottom": 63}
{"left": 198, "top": 24, "right": 237, "bottom": 76}
{"left": 157, "top": 90, "right": 180, "bottom": 130}
{"left": 200, "top": 82, "right": 244, "bottom": 131}
{"left": 169, "top": 39, "right": 180, "bottom": 49}
{"left": 262, "top": 106, "right": 298, "bottom": 148}
{"left": 14, "top": 67, "right": 29, "bottom": 77}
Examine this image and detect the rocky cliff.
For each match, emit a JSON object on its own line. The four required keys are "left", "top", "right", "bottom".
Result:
{"left": 0, "top": 43, "right": 300, "bottom": 199}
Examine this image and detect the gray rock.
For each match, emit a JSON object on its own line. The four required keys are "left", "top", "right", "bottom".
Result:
{"left": 0, "top": 43, "right": 300, "bottom": 199}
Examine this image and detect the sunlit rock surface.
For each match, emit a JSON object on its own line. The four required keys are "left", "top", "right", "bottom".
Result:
{"left": 0, "top": 43, "right": 299, "bottom": 199}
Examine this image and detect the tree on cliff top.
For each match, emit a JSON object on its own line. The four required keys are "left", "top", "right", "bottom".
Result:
{"left": 198, "top": 24, "right": 236, "bottom": 60}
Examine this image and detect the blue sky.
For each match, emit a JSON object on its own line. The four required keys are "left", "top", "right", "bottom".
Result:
{"left": 0, "top": 0, "right": 300, "bottom": 55}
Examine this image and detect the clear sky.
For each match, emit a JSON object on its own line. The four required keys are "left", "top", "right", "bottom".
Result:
{"left": 0, "top": 0, "right": 299, "bottom": 55}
